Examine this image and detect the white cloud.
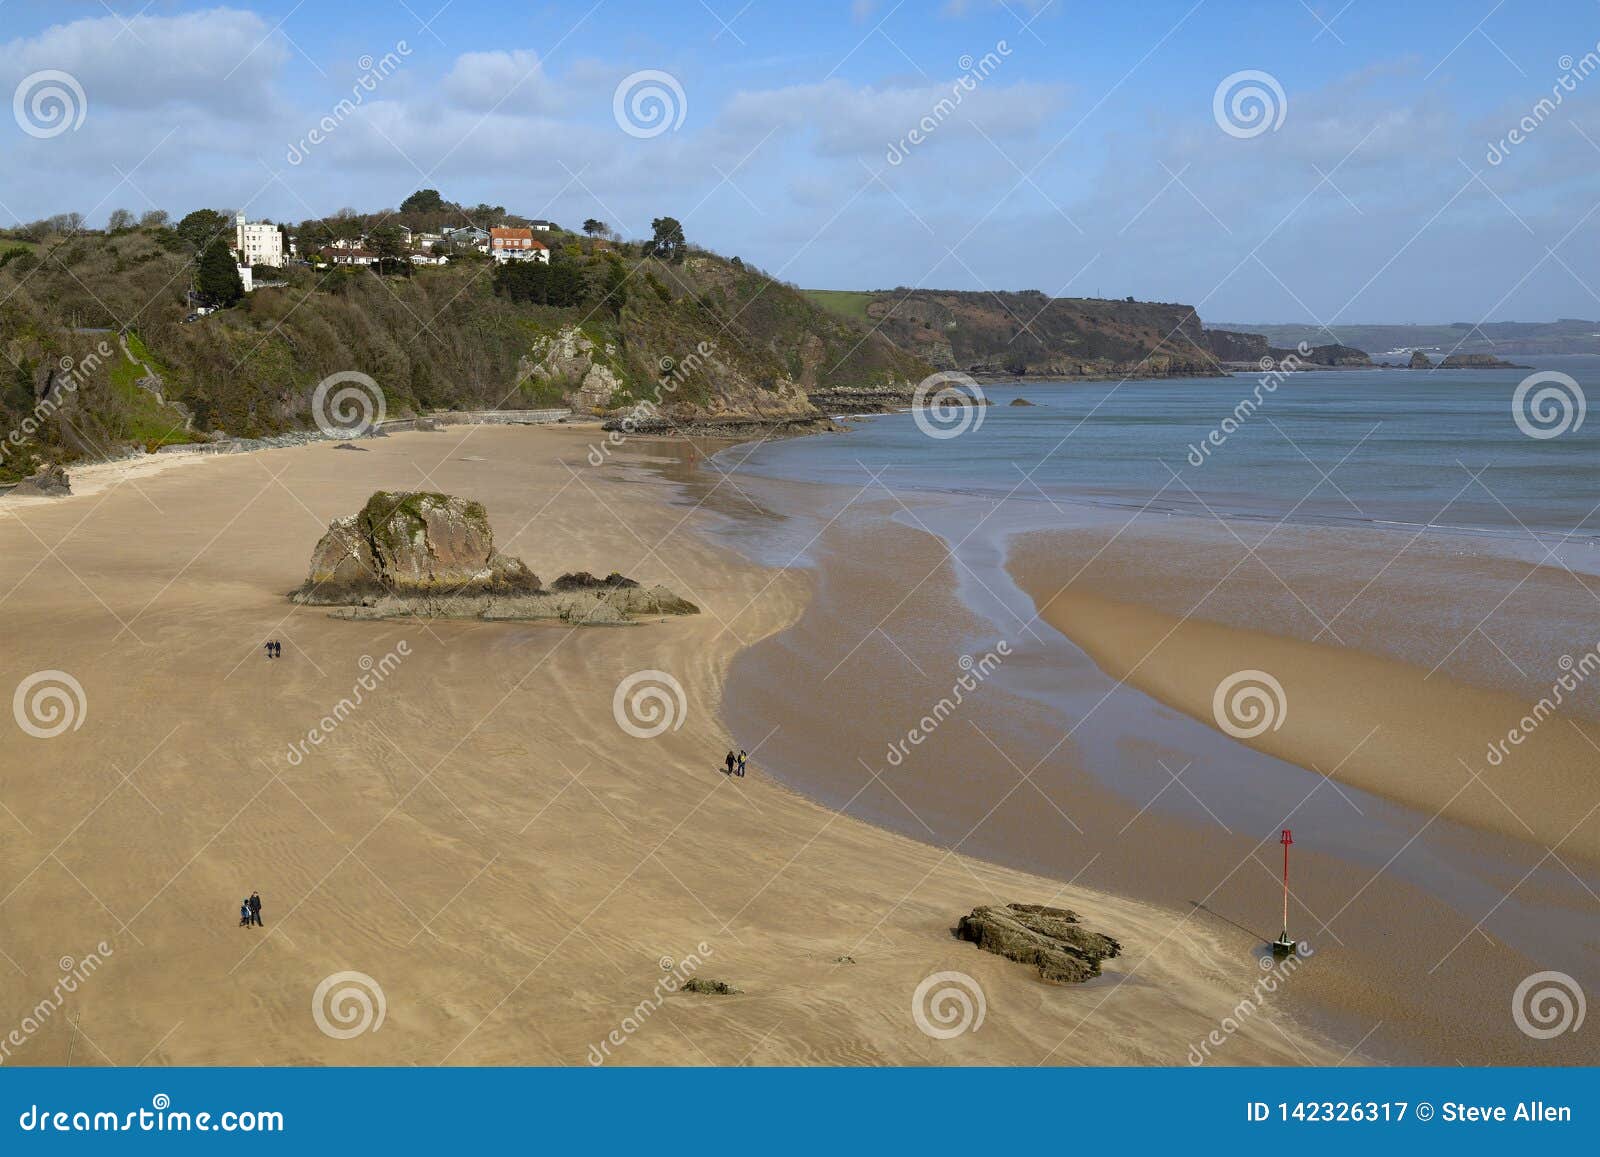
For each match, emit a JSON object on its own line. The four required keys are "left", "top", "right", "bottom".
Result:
{"left": 0, "top": 8, "right": 284, "bottom": 115}
{"left": 441, "top": 50, "right": 550, "bottom": 112}
{"left": 719, "top": 75, "right": 1065, "bottom": 158}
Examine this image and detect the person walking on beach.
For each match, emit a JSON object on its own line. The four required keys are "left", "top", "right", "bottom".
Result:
{"left": 239, "top": 898, "right": 251, "bottom": 927}
{"left": 248, "top": 891, "right": 262, "bottom": 927}
{"left": 736, "top": 750, "right": 747, "bottom": 777}
{"left": 272, "top": 640, "right": 281, "bottom": 659}
{"left": 724, "top": 750, "right": 736, "bottom": 776}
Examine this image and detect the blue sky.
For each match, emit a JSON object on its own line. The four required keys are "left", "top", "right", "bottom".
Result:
{"left": 3, "top": 0, "right": 1600, "bottom": 323}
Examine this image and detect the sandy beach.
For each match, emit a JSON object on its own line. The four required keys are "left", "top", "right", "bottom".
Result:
{"left": 0, "top": 424, "right": 1349, "bottom": 1067}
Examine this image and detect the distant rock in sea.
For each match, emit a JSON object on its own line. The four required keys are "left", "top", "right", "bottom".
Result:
{"left": 291, "top": 491, "right": 698, "bottom": 624}
{"left": 1009, "top": 397, "right": 1036, "bottom": 406}
{"left": 1409, "top": 350, "right": 1432, "bottom": 369}
{"left": 12, "top": 464, "right": 71, "bottom": 497}
{"left": 1438, "top": 352, "right": 1529, "bottom": 369}
{"left": 955, "top": 902, "right": 1121, "bottom": 983}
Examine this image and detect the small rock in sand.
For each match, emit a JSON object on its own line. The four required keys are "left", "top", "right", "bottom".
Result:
{"left": 333, "top": 442, "right": 369, "bottom": 452}
{"left": 955, "top": 902, "right": 1121, "bottom": 983}
{"left": 681, "top": 978, "right": 742, "bottom": 995}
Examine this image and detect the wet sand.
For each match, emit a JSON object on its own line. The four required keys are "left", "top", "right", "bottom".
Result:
{"left": 715, "top": 480, "right": 1600, "bottom": 1065}
{"left": 1008, "top": 522, "right": 1600, "bottom": 864}
{"left": 0, "top": 425, "right": 1343, "bottom": 1066}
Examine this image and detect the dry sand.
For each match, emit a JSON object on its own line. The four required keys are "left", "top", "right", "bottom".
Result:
{"left": 0, "top": 425, "right": 1344, "bottom": 1066}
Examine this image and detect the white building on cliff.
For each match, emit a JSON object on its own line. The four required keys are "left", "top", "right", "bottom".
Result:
{"left": 234, "top": 212, "right": 284, "bottom": 267}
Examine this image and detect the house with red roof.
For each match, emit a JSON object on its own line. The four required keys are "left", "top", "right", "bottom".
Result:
{"left": 490, "top": 227, "right": 550, "bottom": 264}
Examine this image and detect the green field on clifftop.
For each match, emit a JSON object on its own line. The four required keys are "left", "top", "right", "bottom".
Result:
{"left": 802, "top": 289, "right": 875, "bottom": 322}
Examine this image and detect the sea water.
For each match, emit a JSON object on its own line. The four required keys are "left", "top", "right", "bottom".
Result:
{"left": 716, "top": 357, "right": 1600, "bottom": 546}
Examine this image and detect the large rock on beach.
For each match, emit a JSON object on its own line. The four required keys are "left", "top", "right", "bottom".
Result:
{"left": 292, "top": 491, "right": 697, "bottom": 624}
{"left": 294, "top": 491, "right": 540, "bottom": 605}
{"left": 955, "top": 902, "right": 1121, "bottom": 984}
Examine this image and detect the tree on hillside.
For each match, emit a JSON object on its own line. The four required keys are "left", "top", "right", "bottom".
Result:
{"left": 492, "top": 260, "right": 591, "bottom": 308}
{"left": 465, "top": 202, "right": 507, "bottom": 226}
{"left": 176, "top": 209, "right": 230, "bottom": 252}
{"left": 106, "top": 208, "right": 136, "bottom": 232}
{"left": 650, "top": 216, "right": 685, "bottom": 262}
{"left": 368, "top": 223, "right": 406, "bottom": 262}
{"left": 47, "top": 212, "right": 86, "bottom": 236}
{"left": 139, "top": 209, "right": 170, "bottom": 229}
{"left": 600, "top": 254, "right": 628, "bottom": 312}
{"left": 196, "top": 238, "right": 244, "bottom": 307}
{"left": 583, "top": 218, "right": 607, "bottom": 236}
{"left": 400, "top": 189, "right": 448, "bottom": 214}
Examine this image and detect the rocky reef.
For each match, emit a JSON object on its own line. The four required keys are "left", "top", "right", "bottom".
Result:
{"left": 954, "top": 902, "right": 1122, "bottom": 984}
{"left": 291, "top": 491, "right": 698, "bottom": 624}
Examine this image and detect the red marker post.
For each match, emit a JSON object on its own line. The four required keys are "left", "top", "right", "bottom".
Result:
{"left": 1272, "top": 829, "right": 1296, "bottom": 957}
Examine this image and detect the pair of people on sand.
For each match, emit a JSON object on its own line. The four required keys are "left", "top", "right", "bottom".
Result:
{"left": 263, "top": 640, "right": 282, "bottom": 659}
{"left": 237, "top": 891, "right": 263, "bottom": 927}
{"left": 723, "top": 749, "right": 747, "bottom": 777}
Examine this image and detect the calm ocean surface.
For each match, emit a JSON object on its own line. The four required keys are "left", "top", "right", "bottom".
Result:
{"left": 718, "top": 355, "right": 1600, "bottom": 542}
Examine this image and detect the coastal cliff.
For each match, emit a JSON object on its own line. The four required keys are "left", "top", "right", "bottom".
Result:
{"left": 0, "top": 226, "right": 929, "bottom": 478}
{"left": 803, "top": 287, "right": 1379, "bottom": 378}
{"left": 812, "top": 289, "right": 1230, "bottom": 378}
{"left": 1199, "top": 326, "right": 1372, "bottom": 368}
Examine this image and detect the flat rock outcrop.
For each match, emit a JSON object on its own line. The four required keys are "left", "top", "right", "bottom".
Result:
{"left": 292, "top": 491, "right": 697, "bottom": 624}
{"left": 955, "top": 902, "right": 1121, "bottom": 984}
{"left": 12, "top": 464, "right": 71, "bottom": 497}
